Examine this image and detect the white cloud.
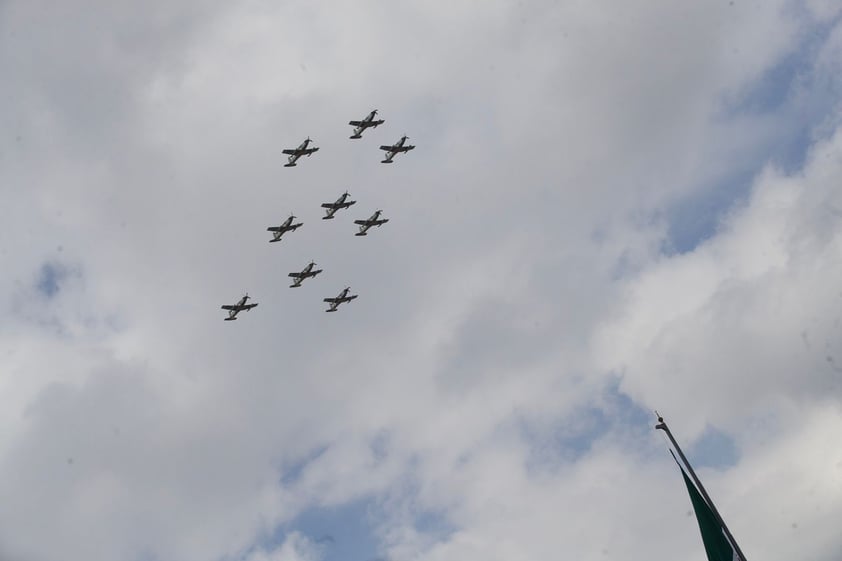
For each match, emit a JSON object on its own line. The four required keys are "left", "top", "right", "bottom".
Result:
{"left": 242, "top": 532, "right": 322, "bottom": 561}
{"left": 595, "top": 121, "right": 842, "bottom": 435}
{"left": 1, "top": 1, "right": 841, "bottom": 561}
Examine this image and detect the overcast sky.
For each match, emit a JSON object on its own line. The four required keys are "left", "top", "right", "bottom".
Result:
{"left": 2, "top": 1, "right": 842, "bottom": 561}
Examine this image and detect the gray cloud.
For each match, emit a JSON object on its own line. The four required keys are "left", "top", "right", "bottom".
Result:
{"left": 2, "top": 1, "right": 841, "bottom": 561}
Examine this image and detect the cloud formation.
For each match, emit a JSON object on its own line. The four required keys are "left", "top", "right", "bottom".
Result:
{"left": 1, "top": 1, "right": 841, "bottom": 561}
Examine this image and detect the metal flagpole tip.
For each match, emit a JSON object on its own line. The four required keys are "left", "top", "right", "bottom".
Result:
{"left": 654, "top": 410, "right": 666, "bottom": 430}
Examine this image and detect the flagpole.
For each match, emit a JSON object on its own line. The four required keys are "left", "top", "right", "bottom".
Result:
{"left": 655, "top": 414, "right": 748, "bottom": 561}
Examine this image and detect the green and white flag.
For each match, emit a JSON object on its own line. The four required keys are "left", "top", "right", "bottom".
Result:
{"left": 681, "top": 467, "right": 742, "bottom": 561}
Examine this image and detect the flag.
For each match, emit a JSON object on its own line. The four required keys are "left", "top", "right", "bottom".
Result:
{"left": 681, "top": 467, "right": 741, "bottom": 561}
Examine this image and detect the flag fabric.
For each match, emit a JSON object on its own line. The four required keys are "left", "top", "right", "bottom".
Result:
{"left": 681, "top": 467, "right": 741, "bottom": 561}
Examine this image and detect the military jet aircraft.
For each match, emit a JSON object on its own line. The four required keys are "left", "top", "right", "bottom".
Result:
{"left": 321, "top": 191, "right": 357, "bottom": 220}
{"left": 324, "top": 287, "right": 357, "bottom": 312}
{"left": 267, "top": 215, "right": 303, "bottom": 242}
{"left": 380, "top": 135, "right": 414, "bottom": 163}
{"left": 349, "top": 110, "right": 385, "bottom": 139}
{"left": 288, "top": 261, "right": 323, "bottom": 288}
{"left": 283, "top": 138, "right": 319, "bottom": 167}
{"left": 221, "top": 294, "right": 258, "bottom": 321}
{"left": 354, "top": 210, "right": 389, "bottom": 236}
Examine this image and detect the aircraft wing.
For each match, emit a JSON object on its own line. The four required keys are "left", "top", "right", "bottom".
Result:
{"left": 282, "top": 149, "right": 297, "bottom": 155}
{"left": 243, "top": 303, "right": 258, "bottom": 310}
{"left": 354, "top": 220, "right": 368, "bottom": 226}
{"left": 323, "top": 297, "right": 339, "bottom": 303}
{"left": 321, "top": 203, "right": 337, "bottom": 209}
{"left": 221, "top": 305, "right": 238, "bottom": 310}
{"left": 379, "top": 145, "right": 395, "bottom": 151}
{"left": 349, "top": 120, "right": 364, "bottom": 126}
{"left": 267, "top": 227, "right": 282, "bottom": 232}
{"left": 288, "top": 272, "right": 302, "bottom": 278}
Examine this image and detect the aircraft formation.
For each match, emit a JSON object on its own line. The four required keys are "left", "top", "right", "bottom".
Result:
{"left": 222, "top": 110, "right": 412, "bottom": 321}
